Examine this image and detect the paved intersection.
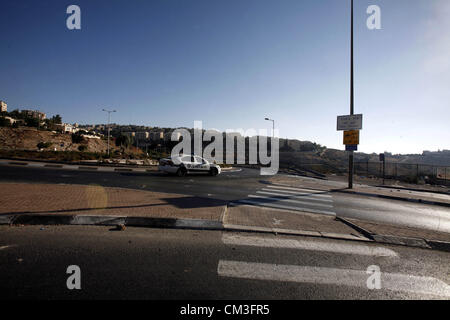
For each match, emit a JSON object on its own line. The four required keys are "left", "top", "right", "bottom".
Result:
{"left": 0, "top": 226, "right": 449, "bottom": 299}
{"left": 232, "top": 184, "right": 336, "bottom": 216}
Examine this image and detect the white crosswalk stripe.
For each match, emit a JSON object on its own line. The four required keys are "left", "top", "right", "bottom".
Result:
{"left": 218, "top": 234, "right": 450, "bottom": 297}
{"left": 256, "top": 191, "right": 332, "bottom": 203}
{"left": 217, "top": 260, "right": 450, "bottom": 298}
{"left": 222, "top": 234, "right": 398, "bottom": 257}
{"left": 231, "top": 184, "right": 336, "bottom": 216}
{"left": 264, "top": 185, "right": 330, "bottom": 194}
{"left": 248, "top": 194, "right": 333, "bottom": 208}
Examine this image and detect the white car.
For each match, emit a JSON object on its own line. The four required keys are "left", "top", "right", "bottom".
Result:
{"left": 158, "top": 155, "right": 221, "bottom": 177}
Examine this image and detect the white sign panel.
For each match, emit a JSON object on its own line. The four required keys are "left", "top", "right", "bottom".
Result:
{"left": 337, "top": 114, "right": 363, "bottom": 131}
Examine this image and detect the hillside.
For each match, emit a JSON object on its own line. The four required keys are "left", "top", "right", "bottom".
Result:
{"left": 0, "top": 127, "right": 111, "bottom": 153}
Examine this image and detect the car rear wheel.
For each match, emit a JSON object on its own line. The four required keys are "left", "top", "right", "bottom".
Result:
{"left": 176, "top": 167, "right": 187, "bottom": 177}
{"left": 209, "top": 168, "right": 218, "bottom": 176}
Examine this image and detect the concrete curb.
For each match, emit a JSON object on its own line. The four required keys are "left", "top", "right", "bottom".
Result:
{"left": 376, "top": 185, "right": 450, "bottom": 196}
{"left": 0, "top": 159, "right": 152, "bottom": 173}
{"left": 0, "top": 213, "right": 369, "bottom": 243}
{"left": 2, "top": 214, "right": 224, "bottom": 231}
{"left": 334, "top": 189, "right": 450, "bottom": 208}
{"left": 336, "top": 217, "right": 450, "bottom": 251}
{"left": 3, "top": 213, "right": 450, "bottom": 252}
{"left": 0, "top": 159, "right": 237, "bottom": 174}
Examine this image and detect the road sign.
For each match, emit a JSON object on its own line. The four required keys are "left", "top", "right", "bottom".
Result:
{"left": 337, "top": 114, "right": 363, "bottom": 131}
{"left": 343, "top": 130, "right": 359, "bottom": 145}
{"left": 346, "top": 145, "right": 358, "bottom": 151}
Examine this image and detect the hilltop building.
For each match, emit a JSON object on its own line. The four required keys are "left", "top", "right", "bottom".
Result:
{"left": 0, "top": 100, "right": 7, "bottom": 112}
{"left": 21, "top": 109, "right": 46, "bottom": 120}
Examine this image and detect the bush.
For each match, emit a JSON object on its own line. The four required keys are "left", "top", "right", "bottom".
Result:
{"left": 25, "top": 117, "right": 39, "bottom": 127}
{"left": 115, "top": 134, "right": 132, "bottom": 148}
{"left": 78, "top": 145, "right": 87, "bottom": 152}
{"left": 72, "top": 132, "right": 85, "bottom": 143}
{"left": 0, "top": 117, "right": 11, "bottom": 127}
{"left": 37, "top": 142, "right": 52, "bottom": 149}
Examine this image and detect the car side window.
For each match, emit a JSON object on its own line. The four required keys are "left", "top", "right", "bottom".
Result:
{"left": 194, "top": 156, "right": 203, "bottom": 163}
{"left": 181, "top": 156, "right": 191, "bottom": 162}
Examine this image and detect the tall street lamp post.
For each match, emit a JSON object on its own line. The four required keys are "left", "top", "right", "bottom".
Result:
{"left": 102, "top": 108, "right": 116, "bottom": 156}
{"left": 348, "top": 0, "right": 355, "bottom": 189}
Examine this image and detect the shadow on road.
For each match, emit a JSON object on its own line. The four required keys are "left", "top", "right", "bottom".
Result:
{"left": 0, "top": 196, "right": 228, "bottom": 216}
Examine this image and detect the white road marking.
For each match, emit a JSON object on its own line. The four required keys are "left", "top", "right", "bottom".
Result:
{"left": 266, "top": 185, "right": 329, "bottom": 194}
{"left": 257, "top": 190, "right": 333, "bottom": 203}
{"left": 222, "top": 234, "right": 398, "bottom": 257}
{"left": 248, "top": 194, "right": 333, "bottom": 209}
{"left": 272, "top": 218, "right": 283, "bottom": 226}
{"left": 232, "top": 200, "right": 336, "bottom": 216}
{"left": 263, "top": 187, "right": 332, "bottom": 198}
{"left": 27, "top": 163, "right": 45, "bottom": 167}
{"left": 217, "top": 260, "right": 450, "bottom": 297}
{"left": 0, "top": 245, "right": 17, "bottom": 251}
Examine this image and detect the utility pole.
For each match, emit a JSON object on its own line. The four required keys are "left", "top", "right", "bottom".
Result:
{"left": 348, "top": 0, "right": 355, "bottom": 189}
{"left": 102, "top": 108, "right": 116, "bottom": 156}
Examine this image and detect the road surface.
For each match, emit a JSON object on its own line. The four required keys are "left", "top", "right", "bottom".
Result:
{"left": 0, "top": 225, "right": 449, "bottom": 300}
{"left": 1, "top": 164, "right": 449, "bottom": 233}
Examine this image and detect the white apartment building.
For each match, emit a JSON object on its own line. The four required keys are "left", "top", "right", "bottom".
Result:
{"left": 0, "top": 101, "right": 7, "bottom": 112}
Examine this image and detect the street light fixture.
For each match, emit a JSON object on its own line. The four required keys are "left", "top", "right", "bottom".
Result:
{"left": 265, "top": 118, "right": 275, "bottom": 140}
{"left": 102, "top": 108, "right": 116, "bottom": 156}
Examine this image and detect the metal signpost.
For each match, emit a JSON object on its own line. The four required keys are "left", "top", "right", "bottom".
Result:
{"left": 335, "top": 0, "right": 363, "bottom": 189}
{"left": 336, "top": 0, "right": 358, "bottom": 189}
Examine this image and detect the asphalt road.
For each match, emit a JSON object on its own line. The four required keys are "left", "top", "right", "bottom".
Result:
{"left": 0, "top": 164, "right": 261, "bottom": 201}
{"left": 0, "top": 225, "right": 449, "bottom": 300}
{"left": 1, "top": 164, "right": 450, "bottom": 233}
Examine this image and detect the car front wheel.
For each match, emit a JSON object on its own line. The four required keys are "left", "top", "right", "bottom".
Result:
{"left": 209, "top": 168, "right": 218, "bottom": 176}
{"left": 176, "top": 167, "right": 187, "bottom": 177}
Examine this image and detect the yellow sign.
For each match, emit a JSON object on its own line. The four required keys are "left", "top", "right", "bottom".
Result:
{"left": 343, "top": 130, "right": 360, "bottom": 145}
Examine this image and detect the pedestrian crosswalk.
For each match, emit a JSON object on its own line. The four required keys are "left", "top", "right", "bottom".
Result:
{"left": 231, "top": 184, "right": 336, "bottom": 216}
{"left": 218, "top": 233, "right": 450, "bottom": 298}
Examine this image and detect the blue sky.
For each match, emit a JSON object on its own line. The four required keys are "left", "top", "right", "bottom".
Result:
{"left": 1, "top": 0, "right": 449, "bottom": 154}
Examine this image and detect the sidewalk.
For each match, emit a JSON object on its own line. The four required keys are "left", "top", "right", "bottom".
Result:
{"left": 270, "top": 175, "right": 450, "bottom": 207}
{"left": 1, "top": 182, "right": 449, "bottom": 251}
{"left": 0, "top": 183, "right": 226, "bottom": 228}
{"left": 336, "top": 185, "right": 450, "bottom": 207}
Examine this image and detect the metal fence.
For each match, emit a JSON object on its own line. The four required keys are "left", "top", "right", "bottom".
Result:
{"left": 354, "top": 161, "right": 450, "bottom": 184}
{"left": 280, "top": 160, "right": 450, "bottom": 186}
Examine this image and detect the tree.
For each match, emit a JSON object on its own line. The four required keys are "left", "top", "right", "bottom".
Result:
{"left": 9, "top": 109, "right": 22, "bottom": 119}
{"left": 25, "top": 117, "right": 39, "bottom": 127}
{"left": 115, "top": 134, "right": 132, "bottom": 148}
{"left": 71, "top": 132, "right": 85, "bottom": 143}
{"left": 0, "top": 117, "right": 11, "bottom": 127}
{"left": 51, "top": 114, "right": 62, "bottom": 124}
